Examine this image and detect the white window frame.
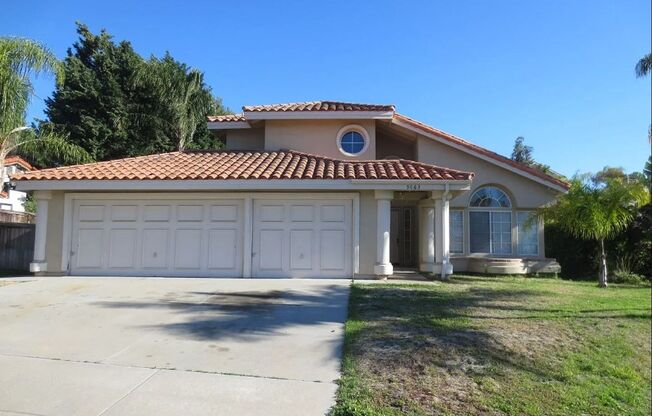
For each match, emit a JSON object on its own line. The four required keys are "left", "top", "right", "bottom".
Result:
{"left": 335, "top": 124, "right": 370, "bottom": 157}
{"left": 516, "top": 211, "right": 539, "bottom": 256}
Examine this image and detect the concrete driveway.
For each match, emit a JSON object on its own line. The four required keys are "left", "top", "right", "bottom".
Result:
{"left": 0, "top": 277, "right": 350, "bottom": 416}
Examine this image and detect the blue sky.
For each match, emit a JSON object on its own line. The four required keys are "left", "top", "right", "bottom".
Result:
{"left": 3, "top": 0, "right": 650, "bottom": 177}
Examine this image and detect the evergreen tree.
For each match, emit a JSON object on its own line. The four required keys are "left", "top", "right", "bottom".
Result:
{"left": 511, "top": 136, "right": 534, "bottom": 165}
{"left": 45, "top": 23, "right": 227, "bottom": 161}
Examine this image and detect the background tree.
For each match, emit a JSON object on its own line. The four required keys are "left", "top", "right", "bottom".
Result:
{"left": 45, "top": 23, "right": 228, "bottom": 161}
{"left": 539, "top": 176, "right": 649, "bottom": 287}
{"left": 134, "top": 53, "right": 219, "bottom": 151}
{"left": 0, "top": 37, "right": 90, "bottom": 175}
{"left": 511, "top": 136, "right": 534, "bottom": 165}
{"left": 635, "top": 53, "right": 651, "bottom": 77}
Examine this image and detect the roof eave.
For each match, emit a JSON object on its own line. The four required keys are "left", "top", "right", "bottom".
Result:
{"left": 16, "top": 178, "right": 472, "bottom": 192}
{"left": 207, "top": 121, "right": 252, "bottom": 130}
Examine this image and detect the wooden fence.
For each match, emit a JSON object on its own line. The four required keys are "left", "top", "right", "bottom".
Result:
{"left": 0, "top": 222, "right": 35, "bottom": 271}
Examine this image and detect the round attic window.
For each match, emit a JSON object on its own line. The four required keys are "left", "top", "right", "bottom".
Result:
{"left": 336, "top": 125, "right": 369, "bottom": 156}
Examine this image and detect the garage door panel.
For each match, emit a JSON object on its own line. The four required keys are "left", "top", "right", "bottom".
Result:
{"left": 111, "top": 205, "right": 138, "bottom": 222}
{"left": 208, "top": 229, "right": 238, "bottom": 269}
{"left": 290, "top": 205, "right": 314, "bottom": 222}
{"left": 108, "top": 229, "right": 137, "bottom": 268}
{"left": 141, "top": 229, "right": 169, "bottom": 269}
{"left": 321, "top": 205, "right": 345, "bottom": 222}
{"left": 260, "top": 205, "right": 284, "bottom": 222}
{"left": 76, "top": 228, "right": 104, "bottom": 268}
{"left": 290, "top": 230, "right": 313, "bottom": 270}
{"left": 78, "top": 205, "right": 104, "bottom": 222}
{"left": 320, "top": 230, "right": 346, "bottom": 271}
{"left": 174, "top": 229, "right": 202, "bottom": 269}
{"left": 258, "top": 229, "right": 284, "bottom": 271}
{"left": 144, "top": 205, "right": 170, "bottom": 222}
{"left": 210, "top": 205, "right": 238, "bottom": 222}
{"left": 177, "top": 205, "right": 204, "bottom": 222}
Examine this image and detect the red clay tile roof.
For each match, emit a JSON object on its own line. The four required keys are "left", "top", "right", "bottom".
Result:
{"left": 13, "top": 150, "right": 473, "bottom": 182}
{"left": 393, "top": 113, "right": 570, "bottom": 190}
{"left": 3, "top": 156, "right": 33, "bottom": 171}
{"left": 207, "top": 114, "right": 246, "bottom": 122}
{"left": 243, "top": 101, "right": 395, "bottom": 113}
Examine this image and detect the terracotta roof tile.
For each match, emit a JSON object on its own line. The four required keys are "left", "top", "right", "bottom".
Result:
{"left": 3, "top": 156, "right": 33, "bottom": 171}
{"left": 206, "top": 114, "right": 246, "bottom": 122}
{"left": 242, "top": 101, "right": 395, "bottom": 113}
{"left": 13, "top": 150, "right": 473, "bottom": 182}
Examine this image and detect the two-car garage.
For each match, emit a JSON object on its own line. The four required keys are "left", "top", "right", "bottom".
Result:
{"left": 69, "top": 195, "right": 354, "bottom": 278}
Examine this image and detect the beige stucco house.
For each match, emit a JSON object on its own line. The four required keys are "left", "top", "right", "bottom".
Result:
{"left": 14, "top": 101, "right": 567, "bottom": 278}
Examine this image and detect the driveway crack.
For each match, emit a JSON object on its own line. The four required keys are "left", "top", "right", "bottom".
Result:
{"left": 96, "top": 369, "right": 159, "bottom": 416}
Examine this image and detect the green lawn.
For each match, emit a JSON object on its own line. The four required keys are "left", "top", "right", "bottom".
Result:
{"left": 333, "top": 276, "right": 651, "bottom": 416}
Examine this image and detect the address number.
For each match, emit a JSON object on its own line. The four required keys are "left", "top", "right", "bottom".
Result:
{"left": 406, "top": 184, "right": 421, "bottom": 190}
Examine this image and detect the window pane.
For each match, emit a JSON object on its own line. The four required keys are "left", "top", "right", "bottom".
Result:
{"left": 470, "top": 187, "right": 512, "bottom": 208}
{"left": 449, "top": 211, "right": 464, "bottom": 253}
{"left": 517, "top": 211, "right": 538, "bottom": 255}
{"left": 340, "top": 131, "right": 365, "bottom": 154}
{"left": 470, "top": 211, "right": 490, "bottom": 253}
{"left": 490, "top": 212, "right": 512, "bottom": 254}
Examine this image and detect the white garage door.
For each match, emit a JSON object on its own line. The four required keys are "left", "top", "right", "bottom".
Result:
{"left": 70, "top": 199, "right": 243, "bottom": 277}
{"left": 252, "top": 200, "right": 353, "bottom": 278}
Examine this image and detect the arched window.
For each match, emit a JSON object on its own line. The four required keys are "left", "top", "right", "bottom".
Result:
{"left": 469, "top": 187, "right": 511, "bottom": 208}
{"left": 469, "top": 186, "right": 512, "bottom": 255}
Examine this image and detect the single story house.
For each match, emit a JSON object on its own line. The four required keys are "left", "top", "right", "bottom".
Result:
{"left": 13, "top": 101, "right": 567, "bottom": 278}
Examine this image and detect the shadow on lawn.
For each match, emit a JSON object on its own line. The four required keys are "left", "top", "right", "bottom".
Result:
{"left": 93, "top": 285, "right": 349, "bottom": 346}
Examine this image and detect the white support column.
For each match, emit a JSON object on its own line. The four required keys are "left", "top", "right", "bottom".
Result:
{"left": 373, "top": 190, "right": 394, "bottom": 277}
{"left": 434, "top": 192, "right": 453, "bottom": 278}
{"left": 440, "top": 194, "right": 452, "bottom": 278}
{"left": 418, "top": 199, "right": 435, "bottom": 273}
{"left": 30, "top": 190, "right": 52, "bottom": 273}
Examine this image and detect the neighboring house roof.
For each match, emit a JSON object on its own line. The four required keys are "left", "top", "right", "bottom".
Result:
{"left": 391, "top": 113, "right": 570, "bottom": 190}
{"left": 3, "top": 156, "right": 33, "bottom": 171}
{"left": 207, "top": 114, "right": 246, "bottom": 122}
{"left": 13, "top": 150, "right": 473, "bottom": 182}
{"left": 243, "top": 101, "right": 395, "bottom": 113}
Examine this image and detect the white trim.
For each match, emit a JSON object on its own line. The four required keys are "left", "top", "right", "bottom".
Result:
{"left": 242, "top": 196, "right": 253, "bottom": 277}
{"left": 353, "top": 193, "right": 360, "bottom": 275}
{"left": 336, "top": 124, "right": 370, "bottom": 157}
{"left": 207, "top": 121, "right": 251, "bottom": 130}
{"left": 17, "top": 179, "right": 472, "bottom": 192}
{"left": 391, "top": 117, "right": 568, "bottom": 193}
{"left": 243, "top": 110, "right": 394, "bottom": 120}
{"left": 60, "top": 192, "right": 358, "bottom": 278}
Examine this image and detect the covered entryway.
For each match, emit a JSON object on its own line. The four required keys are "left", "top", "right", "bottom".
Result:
{"left": 252, "top": 199, "right": 353, "bottom": 278}
{"left": 70, "top": 199, "right": 244, "bottom": 277}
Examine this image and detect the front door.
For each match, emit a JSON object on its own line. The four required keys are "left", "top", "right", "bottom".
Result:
{"left": 390, "top": 207, "right": 416, "bottom": 267}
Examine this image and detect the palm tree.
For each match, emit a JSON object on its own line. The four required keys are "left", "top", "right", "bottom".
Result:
{"left": 538, "top": 177, "right": 649, "bottom": 287}
{"left": 134, "top": 53, "right": 215, "bottom": 151}
{"left": 0, "top": 37, "right": 90, "bottom": 175}
{"left": 635, "top": 53, "right": 652, "bottom": 78}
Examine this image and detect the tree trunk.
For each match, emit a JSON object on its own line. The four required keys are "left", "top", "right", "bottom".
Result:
{"left": 598, "top": 239, "right": 608, "bottom": 288}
